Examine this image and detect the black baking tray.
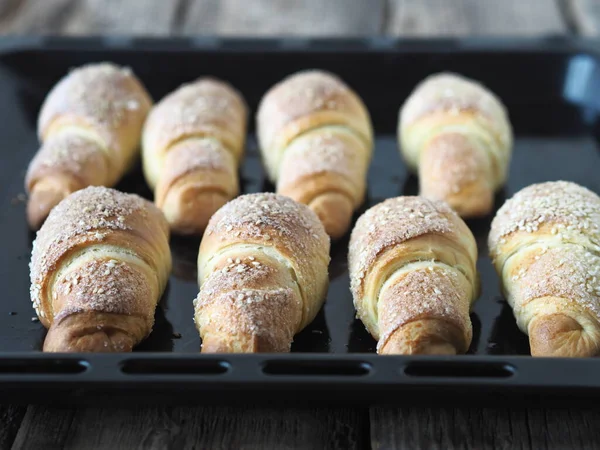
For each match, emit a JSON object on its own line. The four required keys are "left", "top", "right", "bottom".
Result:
{"left": 2, "top": 36, "right": 600, "bottom": 405}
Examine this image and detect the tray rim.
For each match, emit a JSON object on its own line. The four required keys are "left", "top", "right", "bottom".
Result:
{"left": 3, "top": 35, "right": 600, "bottom": 403}
{"left": 0, "top": 34, "right": 599, "bottom": 55}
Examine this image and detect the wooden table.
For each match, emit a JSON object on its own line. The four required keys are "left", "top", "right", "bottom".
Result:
{"left": 2, "top": 0, "right": 600, "bottom": 448}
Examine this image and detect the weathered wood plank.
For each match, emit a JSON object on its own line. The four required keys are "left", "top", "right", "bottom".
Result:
{"left": 12, "top": 406, "right": 367, "bottom": 450}
{"left": 562, "top": 0, "right": 600, "bottom": 35}
{"left": 11, "top": 405, "right": 75, "bottom": 450}
{"left": 370, "top": 406, "right": 600, "bottom": 450}
{"left": 0, "top": 0, "right": 76, "bottom": 34}
{"left": 63, "top": 0, "right": 182, "bottom": 35}
{"left": 0, "top": 0, "right": 182, "bottom": 35}
{"left": 0, "top": 405, "right": 26, "bottom": 450}
{"left": 386, "top": 0, "right": 567, "bottom": 36}
{"left": 177, "top": 0, "right": 386, "bottom": 36}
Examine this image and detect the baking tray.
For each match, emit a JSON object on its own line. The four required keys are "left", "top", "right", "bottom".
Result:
{"left": 1, "top": 36, "right": 600, "bottom": 405}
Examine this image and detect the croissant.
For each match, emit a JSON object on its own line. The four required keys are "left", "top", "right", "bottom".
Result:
{"left": 398, "top": 72, "right": 513, "bottom": 218}
{"left": 489, "top": 181, "right": 600, "bottom": 357}
{"left": 195, "top": 193, "right": 330, "bottom": 353}
{"left": 257, "top": 70, "right": 373, "bottom": 239}
{"left": 29, "top": 186, "right": 171, "bottom": 352}
{"left": 349, "top": 196, "right": 478, "bottom": 354}
{"left": 25, "top": 63, "right": 153, "bottom": 229}
{"left": 142, "top": 78, "right": 247, "bottom": 234}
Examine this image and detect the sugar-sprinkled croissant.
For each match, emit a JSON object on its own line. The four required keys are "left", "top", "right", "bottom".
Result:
{"left": 257, "top": 70, "right": 373, "bottom": 239}
{"left": 399, "top": 73, "right": 513, "bottom": 218}
{"left": 489, "top": 181, "right": 600, "bottom": 357}
{"left": 25, "top": 63, "right": 153, "bottom": 229}
{"left": 30, "top": 186, "right": 171, "bottom": 352}
{"left": 195, "top": 193, "right": 330, "bottom": 353}
{"left": 349, "top": 196, "right": 478, "bottom": 354}
{"left": 143, "top": 78, "right": 247, "bottom": 235}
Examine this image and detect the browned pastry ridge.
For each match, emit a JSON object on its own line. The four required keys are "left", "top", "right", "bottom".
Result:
{"left": 194, "top": 193, "right": 330, "bottom": 353}
{"left": 398, "top": 72, "right": 513, "bottom": 218}
{"left": 25, "top": 63, "right": 152, "bottom": 229}
{"left": 257, "top": 70, "right": 373, "bottom": 239}
{"left": 142, "top": 78, "right": 247, "bottom": 235}
{"left": 349, "top": 196, "right": 479, "bottom": 355}
{"left": 489, "top": 181, "right": 600, "bottom": 357}
{"left": 30, "top": 186, "right": 171, "bottom": 352}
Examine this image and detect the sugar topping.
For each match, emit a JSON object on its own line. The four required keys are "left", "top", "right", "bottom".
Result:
{"left": 38, "top": 62, "right": 151, "bottom": 140}
{"left": 510, "top": 245, "right": 600, "bottom": 322}
{"left": 196, "top": 287, "right": 299, "bottom": 352}
{"left": 400, "top": 72, "right": 510, "bottom": 129}
{"left": 144, "top": 77, "right": 247, "bottom": 155}
{"left": 195, "top": 258, "right": 302, "bottom": 351}
{"left": 376, "top": 267, "right": 470, "bottom": 351}
{"left": 277, "top": 128, "right": 367, "bottom": 187}
{"left": 489, "top": 181, "right": 600, "bottom": 249}
{"left": 160, "top": 138, "right": 236, "bottom": 190}
{"left": 261, "top": 70, "right": 350, "bottom": 117}
{"left": 257, "top": 69, "right": 370, "bottom": 152}
{"left": 26, "top": 133, "right": 108, "bottom": 188}
{"left": 54, "top": 258, "right": 155, "bottom": 323}
{"left": 196, "top": 258, "right": 297, "bottom": 314}
{"left": 348, "top": 196, "right": 458, "bottom": 297}
{"left": 420, "top": 132, "right": 488, "bottom": 196}
{"left": 166, "top": 79, "right": 242, "bottom": 127}
{"left": 30, "top": 186, "right": 158, "bottom": 314}
{"left": 205, "top": 193, "right": 329, "bottom": 258}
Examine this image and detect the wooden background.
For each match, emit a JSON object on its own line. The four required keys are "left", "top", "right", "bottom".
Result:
{"left": 2, "top": 0, "right": 600, "bottom": 449}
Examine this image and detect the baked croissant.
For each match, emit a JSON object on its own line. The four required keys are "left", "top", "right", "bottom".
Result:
{"left": 195, "top": 193, "right": 330, "bottom": 353}
{"left": 25, "top": 63, "right": 153, "bottom": 230}
{"left": 349, "top": 196, "right": 478, "bottom": 354}
{"left": 257, "top": 70, "right": 373, "bottom": 239}
{"left": 142, "top": 78, "right": 247, "bottom": 234}
{"left": 30, "top": 186, "right": 171, "bottom": 352}
{"left": 398, "top": 73, "right": 513, "bottom": 218}
{"left": 489, "top": 181, "right": 600, "bottom": 357}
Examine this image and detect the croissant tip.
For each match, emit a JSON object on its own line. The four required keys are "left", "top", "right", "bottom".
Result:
{"left": 380, "top": 336, "right": 458, "bottom": 356}
{"left": 528, "top": 313, "right": 600, "bottom": 357}
{"left": 379, "top": 319, "right": 465, "bottom": 355}
{"left": 44, "top": 328, "right": 135, "bottom": 353}
{"left": 200, "top": 332, "right": 287, "bottom": 353}
{"left": 161, "top": 186, "right": 230, "bottom": 235}
{"left": 43, "top": 315, "right": 136, "bottom": 353}
{"left": 27, "top": 186, "right": 70, "bottom": 230}
{"left": 308, "top": 192, "right": 353, "bottom": 239}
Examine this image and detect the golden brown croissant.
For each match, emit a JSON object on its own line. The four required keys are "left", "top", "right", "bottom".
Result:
{"left": 398, "top": 73, "right": 513, "bottom": 218}
{"left": 25, "top": 63, "right": 153, "bottom": 230}
{"left": 257, "top": 70, "right": 373, "bottom": 239}
{"left": 349, "top": 196, "right": 478, "bottom": 354}
{"left": 489, "top": 181, "right": 600, "bottom": 357}
{"left": 142, "top": 78, "right": 247, "bottom": 234}
{"left": 29, "top": 186, "right": 171, "bottom": 352}
{"left": 195, "top": 193, "right": 330, "bottom": 353}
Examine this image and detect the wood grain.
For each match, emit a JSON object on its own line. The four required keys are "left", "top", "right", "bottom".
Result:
{"left": 562, "top": 0, "right": 600, "bottom": 35}
{"left": 62, "top": 0, "right": 182, "bottom": 35}
{"left": 0, "top": 0, "right": 77, "bottom": 34}
{"left": 12, "top": 406, "right": 75, "bottom": 449}
{"left": 0, "top": 0, "right": 182, "bottom": 35}
{"left": 0, "top": 405, "right": 25, "bottom": 450}
{"left": 0, "top": 0, "right": 386, "bottom": 36}
{"left": 370, "top": 406, "right": 600, "bottom": 450}
{"left": 12, "top": 406, "right": 367, "bottom": 450}
{"left": 176, "top": 0, "right": 386, "bottom": 36}
{"left": 385, "top": 0, "right": 567, "bottom": 36}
